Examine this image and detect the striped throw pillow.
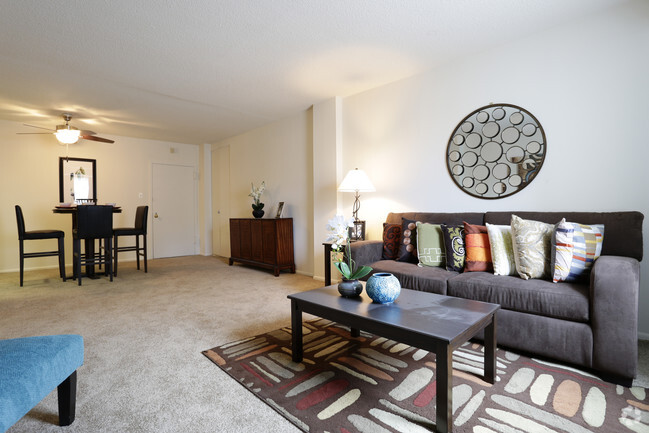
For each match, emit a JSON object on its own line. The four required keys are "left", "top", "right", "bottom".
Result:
{"left": 463, "top": 222, "right": 493, "bottom": 272}
{"left": 551, "top": 219, "right": 604, "bottom": 283}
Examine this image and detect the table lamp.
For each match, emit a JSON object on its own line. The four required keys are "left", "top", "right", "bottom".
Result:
{"left": 338, "top": 168, "right": 375, "bottom": 240}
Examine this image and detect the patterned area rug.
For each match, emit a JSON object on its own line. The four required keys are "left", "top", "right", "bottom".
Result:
{"left": 203, "top": 319, "right": 648, "bottom": 433}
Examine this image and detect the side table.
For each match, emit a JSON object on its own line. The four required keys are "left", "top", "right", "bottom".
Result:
{"left": 323, "top": 240, "right": 357, "bottom": 286}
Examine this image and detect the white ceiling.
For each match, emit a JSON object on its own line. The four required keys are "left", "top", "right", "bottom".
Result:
{"left": 0, "top": 0, "right": 628, "bottom": 145}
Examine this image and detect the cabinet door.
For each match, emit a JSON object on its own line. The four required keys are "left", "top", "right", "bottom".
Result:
{"left": 239, "top": 219, "right": 252, "bottom": 259}
{"left": 261, "top": 220, "right": 277, "bottom": 264}
{"left": 251, "top": 219, "right": 263, "bottom": 261}
{"left": 276, "top": 219, "right": 294, "bottom": 265}
{"left": 230, "top": 219, "right": 241, "bottom": 258}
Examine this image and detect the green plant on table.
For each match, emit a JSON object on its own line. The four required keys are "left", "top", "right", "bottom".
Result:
{"left": 325, "top": 215, "right": 372, "bottom": 280}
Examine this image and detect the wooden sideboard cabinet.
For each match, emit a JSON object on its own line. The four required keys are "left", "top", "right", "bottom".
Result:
{"left": 229, "top": 218, "right": 296, "bottom": 276}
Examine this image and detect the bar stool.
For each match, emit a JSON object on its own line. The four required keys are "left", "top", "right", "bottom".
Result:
{"left": 113, "top": 206, "right": 148, "bottom": 277}
{"left": 15, "top": 205, "right": 66, "bottom": 287}
{"left": 73, "top": 205, "right": 113, "bottom": 286}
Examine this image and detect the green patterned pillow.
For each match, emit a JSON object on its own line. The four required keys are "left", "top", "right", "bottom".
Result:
{"left": 416, "top": 222, "right": 445, "bottom": 267}
{"left": 510, "top": 215, "right": 555, "bottom": 280}
{"left": 486, "top": 223, "right": 517, "bottom": 276}
{"left": 441, "top": 224, "right": 465, "bottom": 272}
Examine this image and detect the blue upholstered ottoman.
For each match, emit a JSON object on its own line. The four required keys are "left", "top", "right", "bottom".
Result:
{"left": 0, "top": 335, "right": 84, "bottom": 432}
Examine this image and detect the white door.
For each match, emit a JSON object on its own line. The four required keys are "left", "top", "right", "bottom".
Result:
{"left": 211, "top": 145, "right": 230, "bottom": 257}
{"left": 152, "top": 163, "right": 196, "bottom": 258}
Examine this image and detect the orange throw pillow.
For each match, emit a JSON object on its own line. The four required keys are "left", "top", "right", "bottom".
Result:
{"left": 463, "top": 221, "right": 493, "bottom": 272}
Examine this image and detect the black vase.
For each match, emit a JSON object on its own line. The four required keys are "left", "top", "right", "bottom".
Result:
{"left": 338, "top": 279, "right": 363, "bottom": 298}
{"left": 252, "top": 209, "right": 264, "bottom": 218}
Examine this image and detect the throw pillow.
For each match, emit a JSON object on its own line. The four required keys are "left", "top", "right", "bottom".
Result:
{"left": 416, "top": 222, "right": 445, "bottom": 267}
{"left": 441, "top": 224, "right": 465, "bottom": 272}
{"left": 463, "top": 222, "right": 493, "bottom": 272}
{"left": 486, "top": 223, "right": 517, "bottom": 276}
{"left": 551, "top": 219, "right": 604, "bottom": 283}
{"left": 397, "top": 218, "right": 419, "bottom": 264}
{"left": 381, "top": 223, "right": 402, "bottom": 260}
{"left": 510, "top": 214, "right": 555, "bottom": 280}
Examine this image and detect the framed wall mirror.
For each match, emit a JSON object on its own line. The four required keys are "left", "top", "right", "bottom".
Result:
{"left": 59, "top": 157, "right": 97, "bottom": 203}
{"left": 446, "top": 103, "right": 546, "bottom": 199}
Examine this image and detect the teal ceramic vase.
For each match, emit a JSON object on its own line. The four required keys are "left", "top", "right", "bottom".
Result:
{"left": 366, "top": 273, "right": 401, "bottom": 304}
{"left": 338, "top": 279, "right": 363, "bottom": 298}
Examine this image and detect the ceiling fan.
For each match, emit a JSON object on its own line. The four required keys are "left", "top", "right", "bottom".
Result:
{"left": 17, "top": 113, "right": 115, "bottom": 144}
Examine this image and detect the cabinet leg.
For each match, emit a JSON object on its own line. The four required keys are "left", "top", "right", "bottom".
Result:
{"left": 228, "top": 258, "right": 233, "bottom": 266}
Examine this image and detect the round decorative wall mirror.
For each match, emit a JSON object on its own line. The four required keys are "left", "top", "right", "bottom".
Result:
{"left": 446, "top": 103, "right": 546, "bottom": 199}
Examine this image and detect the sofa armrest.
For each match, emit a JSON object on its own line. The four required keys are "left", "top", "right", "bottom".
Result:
{"left": 590, "top": 255, "right": 640, "bottom": 382}
{"left": 350, "top": 240, "right": 384, "bottom": 267}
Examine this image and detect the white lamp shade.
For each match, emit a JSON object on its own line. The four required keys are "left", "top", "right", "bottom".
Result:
{"left": 338, "top": 168, "right": 375, "bottom": 192}
{"left": 55, "top": 128, "right": 81, "bottom": 144}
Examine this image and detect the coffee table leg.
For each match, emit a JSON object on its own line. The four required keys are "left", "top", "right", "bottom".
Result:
{"left": 484, "top": 313, "right": 497, "bottom": 384}
{"left": 291, "top": 299, "right": 303, "bottom": 362}
{"left": 351, "top": 328, "right": 360, "bottom": 338}
{"left": 436, "top": 344, "right": 453, "bottom": 433}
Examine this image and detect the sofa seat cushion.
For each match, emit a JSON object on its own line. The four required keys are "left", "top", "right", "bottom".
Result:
{"left": 368, "top": 260, "right": 456, "bottom": 295}
{"left": 447, "top": 272, "right": 589, "bottom": 322}
{"left": 0, "top": 334, "right": 84, "bottom": 432}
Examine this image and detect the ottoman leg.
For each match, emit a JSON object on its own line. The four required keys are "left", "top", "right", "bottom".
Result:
{"left": 57, "top": 370, "right": 77, "bottom": 426}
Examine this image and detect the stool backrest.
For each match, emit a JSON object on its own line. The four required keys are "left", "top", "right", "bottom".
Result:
{"left": 134, "top": 206, "right": 149, "bottom": 232}
{"left": 14, "top": 205, "right": 26, "bottom": 239}
{"left": 76, "top": 205, "right": 113, "bottom": 239}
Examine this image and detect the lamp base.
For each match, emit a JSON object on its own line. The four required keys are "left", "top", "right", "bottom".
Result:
{"left": 348, "top": 221, "right": 366, "bottom": 241}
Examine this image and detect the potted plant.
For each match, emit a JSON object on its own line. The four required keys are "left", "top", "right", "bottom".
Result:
{"left": 325, "top": 215, "right": 372, "bottom": 297}
{"left": 249, "top": 181, "right": 265, "bottom": 218}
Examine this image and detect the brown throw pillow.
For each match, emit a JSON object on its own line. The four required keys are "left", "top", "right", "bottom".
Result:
{"left": 397, "top": 218, "right": 418, "bottom": 264}
{"left": 381, "top": 223, "right": 402, "bottom": 260}
{"left": 463, "top": 221, "right": 493, "bottom": 272}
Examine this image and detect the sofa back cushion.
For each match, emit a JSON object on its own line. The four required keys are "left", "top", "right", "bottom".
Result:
{"left": 386, "top": 211, "right": 644, "bottom": 261}
{"left": 485, "top": 211, "right": 643, "bottom": 261}
{"left": 385, "top": 212, "right": 484, "bottom": 226}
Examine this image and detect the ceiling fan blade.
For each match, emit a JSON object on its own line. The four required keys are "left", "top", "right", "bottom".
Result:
{"left": 80, "top": 130, "right": 96, "bottom": 136}
{"left": 23, "top": 123, "right": 55, "bottom": 131}
{"left": 81, "top": 134, "right": 114, "bottom": 144}
{"left": 16, "top": 132, "right": 54, "bottom": 135}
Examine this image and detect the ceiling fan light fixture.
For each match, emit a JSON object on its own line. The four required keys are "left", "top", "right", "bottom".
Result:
{"left": 55, "top": 127, "right": 80, "bottom": 144}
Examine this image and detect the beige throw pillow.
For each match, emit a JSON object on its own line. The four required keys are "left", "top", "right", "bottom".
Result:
{"left": 510, "top": 215, "right": 555, "bottom": 280}
{"left": 486, "top": 223, "right": 517, "bottom": 276}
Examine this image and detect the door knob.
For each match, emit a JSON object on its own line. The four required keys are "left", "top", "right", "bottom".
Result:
{"left": 154, "top": 213, "right": 159, "bottom": 218}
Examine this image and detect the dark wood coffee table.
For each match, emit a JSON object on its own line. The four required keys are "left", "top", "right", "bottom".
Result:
{"left": 288, "top": 285, "right": 499, "bottom": 433}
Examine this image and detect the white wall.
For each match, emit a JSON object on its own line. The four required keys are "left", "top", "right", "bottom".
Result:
{"left": 342, "top": 1, "right": 649, "bottom": 334}
{"left": 0, "top": 118, "right": 199, "bottom": 272}
{"left": 213, "top": 110, "right": 313, "bottom": 274}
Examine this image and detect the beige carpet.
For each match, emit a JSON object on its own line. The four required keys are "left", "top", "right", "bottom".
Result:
{"left": 1, "top": 256, "right": 319, "bottom": 433}
{"left": 1, "top": 256, "right": 647, "bottom": 432}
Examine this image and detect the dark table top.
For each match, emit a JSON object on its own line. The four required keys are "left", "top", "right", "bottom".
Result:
{"left": 288, "top": 285, "right": 499, "bottom": 344}
{"left": 53, "top": 206, "right": 122, "bottom": 213}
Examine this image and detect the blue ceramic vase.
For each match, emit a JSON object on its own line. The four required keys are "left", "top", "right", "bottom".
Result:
{"left": 366, "top": 273, "right": 401, "bottom": 304}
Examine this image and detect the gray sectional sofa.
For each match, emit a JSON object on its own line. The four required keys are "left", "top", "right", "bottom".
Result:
{"left": 350, "top": 211, "right": 644, "bottom": 386}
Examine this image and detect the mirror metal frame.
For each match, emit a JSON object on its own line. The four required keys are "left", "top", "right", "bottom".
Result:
{"left": 446, "top": 103, "right": 546, "bottom": 199}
